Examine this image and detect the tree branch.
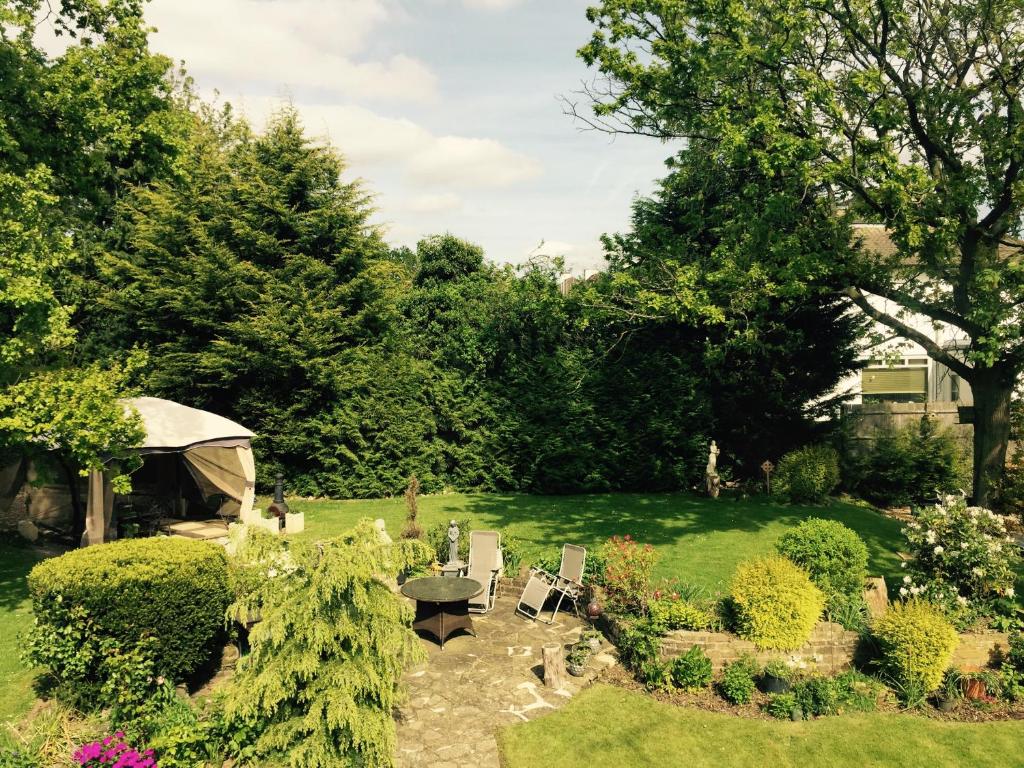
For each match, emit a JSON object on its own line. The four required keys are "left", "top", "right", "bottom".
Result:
{"left": 844, "top": 286, "right": 974, "bottom": 378}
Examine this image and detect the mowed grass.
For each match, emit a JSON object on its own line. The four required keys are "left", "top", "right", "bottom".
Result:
{"left": 498, "top": 684, "right": 1024, "bottom": 768}
{"left": 0, "top": 540, "right": 40, "bottom": 723}
{"left": 285, "top": 491, "right": 905, "bottom": 591}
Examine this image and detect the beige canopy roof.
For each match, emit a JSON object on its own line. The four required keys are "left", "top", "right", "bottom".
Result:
{"left": 84, "top": 398, "right": 257, "bottom": 546}
{"left": 123, "top": 397, "right": 255, "bottom": 452}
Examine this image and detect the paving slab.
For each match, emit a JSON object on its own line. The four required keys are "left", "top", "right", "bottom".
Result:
{"left": 394, "top": 595, "right": 615, "bottom": 767}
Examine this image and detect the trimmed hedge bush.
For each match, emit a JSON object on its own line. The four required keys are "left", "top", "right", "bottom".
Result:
{"left": 872, "top": 600, "right": 959, "bottom": 695}
{"left": 777, "top": 518, "right": 868, "bottom": 598}
{"left": 26, "top": 537, "right": 230, "bottom": 702}
{"left": 774, "top": 444, "right": 840, "bottom": 503}
{"left": 729, "top": 556, "right": 825, "bottom": 650}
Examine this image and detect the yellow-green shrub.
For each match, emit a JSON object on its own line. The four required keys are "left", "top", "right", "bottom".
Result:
{"left": 729, "top": 556, "right": 824, "bottom": 650}
{"left": 872, "top": 600, "right": 959, "bottom": 694}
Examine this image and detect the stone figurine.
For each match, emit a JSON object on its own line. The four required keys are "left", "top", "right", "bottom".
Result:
{"left": 706, "top": 440, "right": 719, "bottom": 475}
{"left": 447, "top": 519, "right": 460, "bottom": 563}
{"left": 705, "top": 440, "right": 721, "bottom": 498}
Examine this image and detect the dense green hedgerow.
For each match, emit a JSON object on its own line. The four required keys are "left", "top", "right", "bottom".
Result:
{"left": 777, "top": 518, "right": 869, "bottom": 598}
{"left": 872, "top": 600, "right": 959, "bottom": 696}
{"left": 729, "top": 557, "right": 825, "bottom": 650}
{"left": 842, "top": 416, "right": 967, "bottom": 507}
{"left": 26, "top": 537, "right": 230, "bottom": 703}
{"left": 774, "top": 444, "right": 841, "bottom": 503}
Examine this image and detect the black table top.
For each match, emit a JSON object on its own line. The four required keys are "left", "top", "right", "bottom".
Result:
{"left": 401, "top": 576, "right": 483, "bottom": 603}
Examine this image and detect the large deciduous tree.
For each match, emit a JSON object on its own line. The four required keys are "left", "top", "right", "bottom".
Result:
{"left": 576, "top": 0, "right": 1024, "bottom": 505}
{"left": 595, "top": 147, "right": 865, "bottom": 472}
{"left": 1, "top": 0, "right": 171, "bottom": 528}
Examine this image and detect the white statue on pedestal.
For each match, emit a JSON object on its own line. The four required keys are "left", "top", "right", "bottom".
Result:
{"left": 705, "top": 440, "right": 721, "bottom": 498}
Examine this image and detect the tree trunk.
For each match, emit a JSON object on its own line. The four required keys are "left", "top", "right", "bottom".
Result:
{"left": 56, "top": 453, "right": 85, "bottom": 545}
{"left": 970, "top": 368, "right": 1014, "bottom": 508}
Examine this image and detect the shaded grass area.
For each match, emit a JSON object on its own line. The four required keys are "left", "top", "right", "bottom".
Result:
{"left": 498, "top": 684, "right": 1024, "bottom": 768}
{"left": 0, "top": 540, "right": 40, "bottom": 723}
{"left": 287, "top": 492, "right": 905, "bottom": 591}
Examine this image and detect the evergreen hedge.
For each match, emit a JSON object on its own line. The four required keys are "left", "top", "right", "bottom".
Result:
{"left": 27, "top": 537, "right": 230, "bottom": 690}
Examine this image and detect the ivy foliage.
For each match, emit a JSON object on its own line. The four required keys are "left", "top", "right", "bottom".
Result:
{"left": 222, "top": 523, "right": 432, "bottom": 768}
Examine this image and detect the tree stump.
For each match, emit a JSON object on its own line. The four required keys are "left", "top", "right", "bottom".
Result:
{"left": 542, "top": 642, "right": 567, "bottom": 689}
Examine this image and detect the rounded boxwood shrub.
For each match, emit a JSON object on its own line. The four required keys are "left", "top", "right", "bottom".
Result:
{"left": 776, "top": 518, "right": 868, "bottom": 598}
{"left": 872, "top": 600, "right": 959, "bottom": 695}
{"left": 774, "top": 444, "right": 840, "bottom": 503}
{"left": 729, "top": 556, "right": 825, "bottom": 650}
{"left": 26, "top": 537, "right": 230, "bottom": 701}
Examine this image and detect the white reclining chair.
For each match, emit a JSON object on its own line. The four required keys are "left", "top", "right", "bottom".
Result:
{"left": 515, "top": 544, "right": 586, "bottom": 624}
{"left": 467, "top": 530, "right": 502, "bottom": 614}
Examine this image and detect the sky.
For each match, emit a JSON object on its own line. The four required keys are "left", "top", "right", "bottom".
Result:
{"left": 135, "top": 0, "right": 677, "bottom": 271}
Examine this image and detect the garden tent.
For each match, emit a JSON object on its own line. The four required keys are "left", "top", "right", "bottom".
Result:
{"left": 83, "top": 397, "right": 256, "bottom": 546}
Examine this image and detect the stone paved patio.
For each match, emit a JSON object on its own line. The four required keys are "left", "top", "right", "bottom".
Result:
{"left": 395, "top": 595, "right": 616, "bottom": 768}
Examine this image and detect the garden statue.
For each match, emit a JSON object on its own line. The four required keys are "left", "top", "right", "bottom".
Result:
{"left": 447, "top": 519, "right": 460, "bottom": 563}
{"left": 374, "top": 518, "right": 391, "bottom": 545}
{"left": 705, "top": 440, "right": 721, "bottom": 498}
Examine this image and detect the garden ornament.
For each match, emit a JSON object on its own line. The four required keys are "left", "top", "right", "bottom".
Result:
{"left": 447, "top": 519, "right": 460, "bottom": 564}
{"left": 374, "top": 518, "right": 392, "bottom": 545}
{"left": 705, "top": 440, "right": 721, "bottom": 498}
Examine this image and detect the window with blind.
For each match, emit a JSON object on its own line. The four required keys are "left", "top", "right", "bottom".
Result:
{"left": 861, "top": 367, "right": 927, "bottom": 402}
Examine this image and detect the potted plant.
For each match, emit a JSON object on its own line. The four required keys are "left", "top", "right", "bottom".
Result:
{"left": 581, "top": 628, "right": 602, "bottom": 652}
{"left": 566, "top": 644, "right": 590, "bottom": 676}
{"left": 760, "top": 660, "right": 792, "bottom": 694}
{"left": 963, "top": 672, "right": 996, "bottom": 702}
{"left": 935, "top": 668, "right": 963, "bottom": 712}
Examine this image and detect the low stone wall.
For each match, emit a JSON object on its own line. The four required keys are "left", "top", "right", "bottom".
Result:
{"left": 659, "top": 621, "right": 861, "bottom": 674}
{"left": 952, "top": 632, "right": 1011, "bottom": 671}
{"left": 655, "top": 622, "right": 1009, "bottom": 674}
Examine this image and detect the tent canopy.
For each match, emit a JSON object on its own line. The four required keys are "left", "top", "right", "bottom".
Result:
{"left": 83, "top": 398, "right": 257, "bottom": 545}
{"left": 124, "top": 397, "right": 255, "bottom": 452}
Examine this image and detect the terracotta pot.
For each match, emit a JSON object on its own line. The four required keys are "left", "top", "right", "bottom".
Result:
{"left": 963, "top": 678, "right": 988, "bottom": 701}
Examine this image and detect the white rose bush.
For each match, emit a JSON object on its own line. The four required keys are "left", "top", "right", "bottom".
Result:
{"left": 902, "top": 494, "right": 1020, "bottom": 628}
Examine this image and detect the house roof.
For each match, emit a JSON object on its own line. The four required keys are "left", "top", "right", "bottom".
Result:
{"left": 852, "top": 223, "right": 1023, "bottom": 261}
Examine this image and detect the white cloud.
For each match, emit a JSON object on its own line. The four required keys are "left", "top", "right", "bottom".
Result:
{"left": 242, "top": 100, "right": 543, "bottom": 189}
{"left": 463, "top": 0, "right": 526, "bottom": 9}
{"left": 407, "top": 193, "right": 464, "bottom": 213}
{"left": 145, "top": 0, "right": 436, "bottom": 103}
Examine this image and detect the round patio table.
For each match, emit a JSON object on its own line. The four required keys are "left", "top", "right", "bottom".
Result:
{"left": 401, "top": 576, "right": 483, "bottom": 649}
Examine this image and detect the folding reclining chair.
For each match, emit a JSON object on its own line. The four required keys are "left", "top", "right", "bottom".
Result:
{"left": 467, "top": 530, "right": 502, "bottom": 614}
{"left": 515, "top": 544, "right": 586, "bottom": 624}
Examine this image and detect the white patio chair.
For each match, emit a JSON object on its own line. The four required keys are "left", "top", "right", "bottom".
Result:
{"left": 467, "top": 530, "right": 502, "bottom": 614}
{"left": 515, "top": 544, "right": 586, "bottom": 624}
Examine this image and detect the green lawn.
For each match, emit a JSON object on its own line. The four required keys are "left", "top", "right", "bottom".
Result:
{"left": 499, "top": 684, "right": 1024, "bottom": 768}
{"left": 0, "top": 540, "right": 40, "bottom": 723}
{"left": 288, "top": 491, "right": 905, "bottom": 591}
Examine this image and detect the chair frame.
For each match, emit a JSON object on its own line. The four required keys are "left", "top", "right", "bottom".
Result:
{"left": 467, "top": 530, "right": 502, "bottom": 614}
{"left": 515, "top": 544, "right": 586, "bottom": 624}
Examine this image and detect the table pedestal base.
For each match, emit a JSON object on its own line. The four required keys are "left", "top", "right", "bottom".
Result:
{"left": 412, "top": 599, "right": 475, "bottom": 648}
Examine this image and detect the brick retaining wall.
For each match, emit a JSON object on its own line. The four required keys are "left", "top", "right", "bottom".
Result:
{"left": 951, "top": 632, "right": 1011, "bottom": 671}
{"left": 659, "top": 621, "right": 861, "bottom": 673}
{"left": 602, "top": 613, "right": 1010, "bottom": 674}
